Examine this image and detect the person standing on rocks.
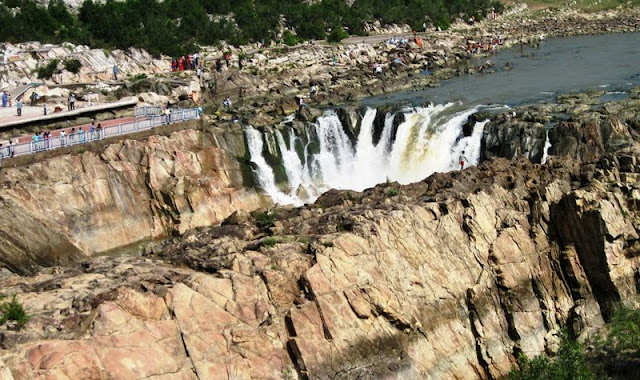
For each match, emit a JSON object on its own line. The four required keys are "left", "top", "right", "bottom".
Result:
{"left": 459, "top": 150, "right": 468, "bottom": 170}
{"left": 113, "top": 65, "right": 119, "bottom": 80}
{"left": 69, "top": 94, "right": 76, "bottom": 111}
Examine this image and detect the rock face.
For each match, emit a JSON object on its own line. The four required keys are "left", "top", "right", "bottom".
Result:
{"left": 0, "top": 125, "right": 264, "bottom": 274}
{"left": 482, "top": 97, "right": 640, "bottom": 164}
{"left": 2, "top": 146, "right": 640, "bottom": 378}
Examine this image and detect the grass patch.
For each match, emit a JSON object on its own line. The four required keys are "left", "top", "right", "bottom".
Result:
{"left": 386, "top": 188, "right": 399, "bottom": 197}
{"left": 262, "top": 237, "right": 277, "bottom": 247}
{"left": 255, "top": 211, "right": 275, "bottom": 229}
{"left": 524, "top": 0, "right": 638, "bottom": 11}
{"left": 0, "top": 295, "right": 29, "bottom": 330}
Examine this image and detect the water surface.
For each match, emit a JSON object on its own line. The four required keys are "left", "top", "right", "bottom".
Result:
{"left": 361, "top": 32, "right": 640, "bottom": 107}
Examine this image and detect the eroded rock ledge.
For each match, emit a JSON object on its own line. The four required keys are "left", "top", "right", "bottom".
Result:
{"left": 1, "top": 146, "right": 640, "bottom": 378}
{"left": 0, "top": 126, "right": 264, "bottom": 274}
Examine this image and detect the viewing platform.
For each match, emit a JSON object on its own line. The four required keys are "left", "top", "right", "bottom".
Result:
{"left": 0, "top": 99, "right": 138, "bottom": 129}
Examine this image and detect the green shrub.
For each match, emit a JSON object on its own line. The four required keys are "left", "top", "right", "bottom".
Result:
{"left": 262, "top": 237, "right": 277, "bottom": 247}
{"left": 598, "top": 304, "right": 640, "bottom": 353}
{"left": 63, "top": 58, "right": 82, "bottom": 74}
{"left": 0, "top": 295, "right": 29, "bottom": 330}
{"left": 327, "top": 28, "right": 348, "bottom": 43}
{"left": 282, "top": 30, "right": 299, "bottom": 46}
{"left": 36, "top": 59, "right": 60, "bottom": 79}
{"left": 509, "top": 330, "right": 596, "bottom": 380}
{"left": 255, "top": 211, "right": 275, "bottom": 228}
{"left": 386, "top": 188, "right": 399, "bottom": 197}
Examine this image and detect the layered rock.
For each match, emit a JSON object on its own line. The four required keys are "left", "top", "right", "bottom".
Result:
{"left": 482, "top": 95, "right": 640, "bottom": 164}
{"left": 0, "top": 126, "right": 264, "bottom": 274}
{"left": 2, "top": 146, "right": 640, "bottom": 378}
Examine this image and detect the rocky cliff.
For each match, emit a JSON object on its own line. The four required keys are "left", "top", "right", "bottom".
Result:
{"left": 0, "top": 124, "right": 265, "bottom": 275}
{"left": 1, "top": 142, "right": 639, "bottom": 378}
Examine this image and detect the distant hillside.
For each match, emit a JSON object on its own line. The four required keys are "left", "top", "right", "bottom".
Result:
{"left": 0, "top": 0, "right": 504, "bottom": 56}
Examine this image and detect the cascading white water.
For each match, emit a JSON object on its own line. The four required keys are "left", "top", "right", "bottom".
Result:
{"left": 245, "top": 126, "right": 302, "bottom": 206}
{"left": 541, "top": 130, "right": 552, "bottom": 164}
{"left": 246, "top": 103, "right": 487, "bottom": 205}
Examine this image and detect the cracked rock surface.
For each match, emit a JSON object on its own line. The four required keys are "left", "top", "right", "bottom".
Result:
{"left": 2, "top": 146, "right": 640, "bottom": 378}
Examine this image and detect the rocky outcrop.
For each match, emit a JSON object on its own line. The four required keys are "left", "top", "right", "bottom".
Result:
{"left": 482, "top": 96, "right": 640, "bottom": 163}
{"left": 2, "top": 146, "right": 640, "bottom": 378}
{"left": 0, "top": 126, "right": 265, "bottom": 274}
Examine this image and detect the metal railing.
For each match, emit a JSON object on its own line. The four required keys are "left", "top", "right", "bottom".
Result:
{"left": 0, "top": 108, "right": 200, "bottom": 160}
{"left": 135, "top": 106, "right": 164, "bottom": 117}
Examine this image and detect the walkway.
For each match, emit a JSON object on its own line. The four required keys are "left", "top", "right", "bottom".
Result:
{"left": 0, "top": 99, "right": 138, "bottom": 129}
{"left": 0, "top": 107, "right": 199, "bottom": 160}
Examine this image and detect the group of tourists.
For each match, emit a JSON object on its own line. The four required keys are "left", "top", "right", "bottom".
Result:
{"left": 0, "top": 140, "right": 15, "bottom": 159}
{"left": 2, "top": 91, "right": 22, "bottom": 117}
{"left": 29, "top": 122, "right": 104, "bottom": 151}
{"left": 171, "top": 53, "right": 200, "bottom": 72}
{"left": 467, "top": 35, "right": 504, "bottom": 55}
{"left": 386, "top": 36, "right": 411, "bottom": 46}
{"left": 2, "top": 91, "right": 11, "bottom": 107}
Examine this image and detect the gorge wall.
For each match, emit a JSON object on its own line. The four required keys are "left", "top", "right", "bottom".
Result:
{"left": 0, "top": 96, "right": 639, "bottom": 378}
{"left": 0, "top": 123, "right": 265, "bottom": 274}
{"left": 2, "top": 148, "right": 640, "bottom": 379}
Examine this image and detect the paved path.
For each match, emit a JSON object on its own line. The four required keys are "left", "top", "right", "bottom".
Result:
{"left": 0, "top": 116, "right": 142, "bottom": 146}
{"left": 3, "top": 116, "right": 142, "bottom": 145}
{"left": 0, "top": 99, "right": 137, "bottom": 129}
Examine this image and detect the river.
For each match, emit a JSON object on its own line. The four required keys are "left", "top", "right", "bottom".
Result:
{"left": 248, "top": 32, "right": 640, "bottom": 206}
{"left": 361, "top": 32, "right": 640, "bottom": 107}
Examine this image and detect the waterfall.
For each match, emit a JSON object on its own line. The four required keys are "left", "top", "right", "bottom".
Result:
{"left": 245, "top": 126, "right": 302, "bottom": 206}
{"left": 541, "top": 130, "right": 552, "bottom": 164}
{"left": 245, "top": 103, "right": 486, "bottom": 205}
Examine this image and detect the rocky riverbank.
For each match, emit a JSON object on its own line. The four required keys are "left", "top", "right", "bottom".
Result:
{"left": 2, "top": 137, "right": 640, "bottom": 378}
{"left": 0, "top": 4, "right": 639, "bottom": 380}
{"left": 2, "top": 4, "right": 639, "bottom": 131}
{"left": 0, "top": 122, "right": 267, "bottom": 275}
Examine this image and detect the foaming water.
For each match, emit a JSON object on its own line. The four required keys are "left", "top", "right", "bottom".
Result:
{"left": 246, "top": 103, "right": 486, "bottom": 205}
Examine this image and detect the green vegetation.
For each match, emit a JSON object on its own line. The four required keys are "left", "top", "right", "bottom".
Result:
{"left": 35, "top": 59, "right": 60, "bottom": 79}
{"left": 0, "top": 295, "right": 29, "bottom": 330}
{"left": 0, "top": 0, "right": 506, "bottom": 56}
{"left": 327, "top": 28, "right": 349, "bottom": 43}
{"left": 509, "top": 331, "right": 597, "bottom": 380}
{"left": 255, "top": 211, "right": 275, "bottom": 228}
{"left": 510, "top": 302, "right": 640, "bottom": 379}
{"left": 62, "top": 58, "right": 82, "bottom": 74}
{"left": 529, "top": 0, "right": 639, "bottom": 12}
{"left": 386, "top": 188, "right": 399, "bottom": 197}
{"left": 596, "top": 303, "right": 640, "bottom": 353}
{"left": 282, "top": 30, "right": 300, "bottom": 46}
{"left": 262, "top": 237, "right": 278, "bottom": 247}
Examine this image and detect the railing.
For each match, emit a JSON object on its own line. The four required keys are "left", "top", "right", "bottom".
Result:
{"left": 0, "top": 108, "right": 200, "bottom": 161}
{"left": 135, "top": 106, "right": 163, "bottom": 117}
